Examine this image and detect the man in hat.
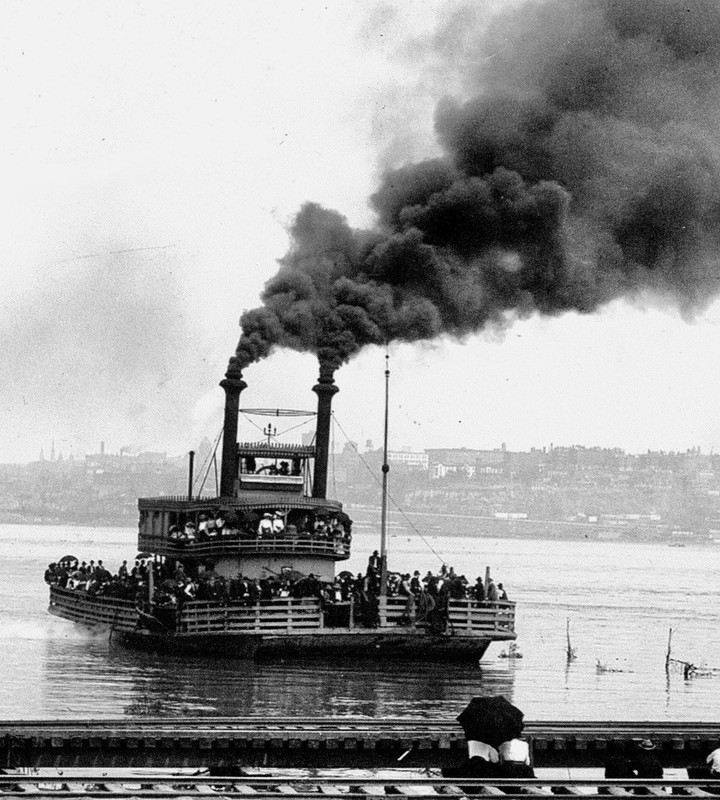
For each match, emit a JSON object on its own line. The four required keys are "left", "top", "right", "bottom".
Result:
{"left": 631, "top": 740, "right": 663, "bottom": 779}
{"left": 410, "top": 571, "right": 422, "bottom": 595}
{"left": 257, "top": 512, "right": 273, "bottom": 538}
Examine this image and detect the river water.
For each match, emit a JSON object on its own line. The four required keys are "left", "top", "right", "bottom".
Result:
{"left": 2, "top": 523, "right": 718, "bottom": 721}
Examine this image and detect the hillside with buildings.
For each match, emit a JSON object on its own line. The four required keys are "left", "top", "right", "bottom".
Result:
{"left": 1, "top": 439, "right": 719, "bottom": 542}
{"left": 330, "top": 442, "right": 720, "bottom": 543}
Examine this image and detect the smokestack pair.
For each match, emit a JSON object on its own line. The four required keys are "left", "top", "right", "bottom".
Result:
{"left": 219, "top": 360, "right": 337, "bottom": 500}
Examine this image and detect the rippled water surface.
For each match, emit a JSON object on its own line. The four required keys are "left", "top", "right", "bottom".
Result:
{"left": 2, "top": 523, "right": 718, "bottom": 720}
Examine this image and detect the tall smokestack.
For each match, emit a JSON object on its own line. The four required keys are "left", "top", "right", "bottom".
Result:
{"left": 219, "top": 357, "right": 247, "bottom": 499}
{"left": 312, "top": 362, "right": 339, "bottom": 499}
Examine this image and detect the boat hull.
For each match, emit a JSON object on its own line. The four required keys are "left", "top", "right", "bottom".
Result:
{"left": 113, "top": 628, "right": 496, "bottom": 660}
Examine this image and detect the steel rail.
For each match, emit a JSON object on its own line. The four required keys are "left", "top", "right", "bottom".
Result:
{"left": 0, "top": 775, "right": 718, "bottom": 798}
{"left": 1, "top": 719, "right": 719, "bottom": 731}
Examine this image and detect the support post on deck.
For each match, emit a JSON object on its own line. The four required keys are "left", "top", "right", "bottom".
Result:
{"left": 187, "top": 450, "right": 195, "bottom": 501}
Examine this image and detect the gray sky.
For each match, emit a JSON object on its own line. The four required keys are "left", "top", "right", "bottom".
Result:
{"left": 2, "top": 0, "right": 720, "bottom": 463}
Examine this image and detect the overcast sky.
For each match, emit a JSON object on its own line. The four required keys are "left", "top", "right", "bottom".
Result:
{"left": 3, "top": 0, "right": 720, "bottom": 464}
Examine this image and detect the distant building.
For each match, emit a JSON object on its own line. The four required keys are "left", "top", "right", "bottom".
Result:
{"left": 387, "top": 450, "right": 428, "bottom": 469}
{"left": 426, "top": 448, "right": 504, "bottom": 480}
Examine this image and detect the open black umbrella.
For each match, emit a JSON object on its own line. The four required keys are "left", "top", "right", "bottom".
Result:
{"left": 456, "top": 696, "right": 524, "bottom": 748}
{"left": 58, "top": 554, "right": 77, "bottom": 564}
{"left": 135, "top": 552, "right": 153, "bottom": 560}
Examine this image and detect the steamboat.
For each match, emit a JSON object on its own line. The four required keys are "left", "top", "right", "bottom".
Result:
{"left": 47, "top": 356, "right": 516, "bottom": 660}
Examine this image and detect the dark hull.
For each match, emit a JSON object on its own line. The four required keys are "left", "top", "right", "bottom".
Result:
{"left": 114, "top": 628, "right": 494, "bottom": 660}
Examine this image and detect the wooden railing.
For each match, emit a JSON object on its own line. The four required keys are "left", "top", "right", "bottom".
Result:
{"left": 378, "top": 596, "right": 516, "bottom": 634}
{"left": 139, "top": 535, "right": 351, "bottom": 561}
{"left": 179, "top": 597, "right": 515, "bottom": 636}
{"left": 49, "top": 586, "right": 515, "bottom": 638}
{"left": 180, "top": 597, "right": 323, "bottom": 633}
{"left": 48, "top": 585, "right": 139, "bottom": 632}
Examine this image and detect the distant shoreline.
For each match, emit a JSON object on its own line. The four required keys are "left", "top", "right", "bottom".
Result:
{"left": 1, "top": 507, "right": 710, "bottom": 546}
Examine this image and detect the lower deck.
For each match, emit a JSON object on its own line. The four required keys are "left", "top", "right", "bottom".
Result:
{"left": 48, "top": 585, "right": 515, "bottom": 660}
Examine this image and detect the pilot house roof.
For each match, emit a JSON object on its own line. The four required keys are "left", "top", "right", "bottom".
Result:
{"left": 237, "top": 441, "right": 316, "bottom": 459}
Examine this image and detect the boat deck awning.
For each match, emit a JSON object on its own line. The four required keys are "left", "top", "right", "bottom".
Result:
{"left": 138, "top": 493, "right": 342, "bottom": 513}
{"left": 237, "top": 442, "right": 316, "bottom": 459}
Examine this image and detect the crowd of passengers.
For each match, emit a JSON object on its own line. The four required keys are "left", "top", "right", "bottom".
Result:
{"left": 163, "top": 508, "right": 352, "bottom": 551}
{"left": 44, "top": 553, "right": 510, "bottom": 623}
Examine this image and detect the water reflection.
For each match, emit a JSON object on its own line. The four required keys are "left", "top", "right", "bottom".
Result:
{"left": 39, "top": 636, "right": 516, "bottom": 718}
{"left": 114, "top": 648, "right": 517, "bottom": 718}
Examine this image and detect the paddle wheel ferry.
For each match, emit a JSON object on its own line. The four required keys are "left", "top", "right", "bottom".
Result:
{"left": 47, "top": 358, "right": 517, "bottom": 660}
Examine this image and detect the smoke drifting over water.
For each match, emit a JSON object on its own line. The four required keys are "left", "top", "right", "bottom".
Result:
{"left": 234, "top": 0, "right": 720, "bottom": 370}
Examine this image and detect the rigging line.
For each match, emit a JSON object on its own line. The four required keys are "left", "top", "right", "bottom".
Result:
{"left": 332, "top": 414, "right": 445, "bottom": 566}
{"left": 196, "top": 426, "right": 223, "bottom": 496}
{"left": 240, "top": 413, "right": 267, "bottom": 436}
{"left": 240, "top": 413, "right": 315, "bottom": 442}
{"left": 271, "top": 416, "right": 317, "bottom": 438}
{"left": 331, "top": 412, "right": 338, "bottom": 497}
{"left": 192, "top": 427, "right": 220, "bottom": 493}
{"left": 196, "top": 431, "right": 220, "bottom": 497}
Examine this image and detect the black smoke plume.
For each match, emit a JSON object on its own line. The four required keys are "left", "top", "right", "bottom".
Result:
{"left": 234, "top": 0, "right": 720, "bottom": 371}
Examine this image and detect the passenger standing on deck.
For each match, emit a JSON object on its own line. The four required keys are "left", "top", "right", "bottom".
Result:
{"left": 410, "top": 571, "right": 422, "bottom": 595}
{"left": 272, "top": 511, "right": 285, "bottom": 535}
{"left": 367, "top": 550, "right": 381, "bottom": 572}
{"left": 486, "top": 577, "right": 499, "bottom": 602}
{"left": 473, "top": 576, "right": 485, "bottom": 602}
{"left": 258, "top": 513, "right": 273, "bottom": 538}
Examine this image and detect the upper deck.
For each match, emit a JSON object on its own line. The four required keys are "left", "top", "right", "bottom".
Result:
{"left": 137, "top": 492, "right": 349, "bottom": 561}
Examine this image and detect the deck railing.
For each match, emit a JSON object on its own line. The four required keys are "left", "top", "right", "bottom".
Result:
{"left": 178, "top": 597, "right": 515, "bottom": 636}
{"left": 139, "top": 535, "right": 351, "bottom": 560}
{"left": 49, "top": 586, "right": 515, "bottom": 637}
{"left": 180, "top": 597, "right": 323, "bottom": 633}
{"left": 377, "top": 596, "right": 516, "bottom": 633}
{"left": 48, "top": 585, "right": 139, "bottom": 632}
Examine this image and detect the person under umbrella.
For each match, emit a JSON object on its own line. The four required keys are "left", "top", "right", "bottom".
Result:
{"left": 456, "top": 696, "right": 524, "bottom": 748}
{"left": 443, "top": 696, "right": 524, "bottom": 778}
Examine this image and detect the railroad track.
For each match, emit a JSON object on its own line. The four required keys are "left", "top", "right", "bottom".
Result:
{"left": 0, "top": 774, "right": 718, "bottom": 798}
{"left": 2, "top": 719, "right": 720, "bottom": 733}
{"left": 1, "top": 719, "right": 720, "bottom": 742}
{"left": 2, "top": 720, "right": 718, "bottom": 770}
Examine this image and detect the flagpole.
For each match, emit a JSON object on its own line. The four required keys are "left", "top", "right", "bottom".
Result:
{"left": 380, "top": 348, "right": 390, "bottom": 596}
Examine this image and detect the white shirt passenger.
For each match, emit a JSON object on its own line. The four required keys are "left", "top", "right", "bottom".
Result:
{"left": 707, "top": 748, "right": 720, "bottom": 774}
{"left": 467, "top": 740, "right": 499, "bottom": 763}
{"left": 498, "top": 739, "right": 530, "bottom": 765}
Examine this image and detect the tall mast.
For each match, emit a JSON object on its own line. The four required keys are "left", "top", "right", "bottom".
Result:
{"left": 379, "top": 350, "right": 390, "bottom": 596}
